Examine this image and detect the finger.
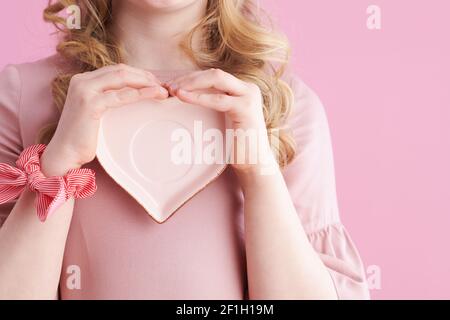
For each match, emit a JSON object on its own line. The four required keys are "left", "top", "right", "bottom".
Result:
{"left": 167, "top": 69, "right": 248, "bottom": 97}
{"left": 88, "top": 69, "right": 159, "bottom": 92}
{"left": 162, "top": 70, "right": 204, "bottom": 96}
{"left": 120, "top": 86, "right": 169, "bottom": 101}
{"left": 98, "top": 86, "right": 168, "bottom": 109}
{"left": 83, "top": 64, "right": 160, "bottom": 83}
{"left": 176, "top": 89, "right": 238, "bottom": 113}
{"left": 139, "top": 86, "right": 169, "bottom": 100}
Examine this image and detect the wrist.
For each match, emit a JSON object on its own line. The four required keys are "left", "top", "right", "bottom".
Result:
{"left": 40, "top": 144, "right": 82, "bottom": 177}
{"left": 235, "top": 159, "right": 281, "bottom": 192}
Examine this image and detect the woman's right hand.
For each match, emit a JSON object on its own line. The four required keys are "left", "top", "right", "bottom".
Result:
{"left": 40, "top": 64, "right": 168, "bottom": 176}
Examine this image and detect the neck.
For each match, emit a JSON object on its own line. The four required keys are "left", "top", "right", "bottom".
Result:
{"left": 111, "top": 0, "right": 208, "bottom": 71}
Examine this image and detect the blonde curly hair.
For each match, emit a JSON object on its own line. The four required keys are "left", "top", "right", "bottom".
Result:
{"left": 40, "top": 0, "right": 296, "bottom": 167}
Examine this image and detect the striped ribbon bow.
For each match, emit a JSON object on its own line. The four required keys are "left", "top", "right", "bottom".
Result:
{"left": 0, "top": 144, "right": 97, "bottom": 222}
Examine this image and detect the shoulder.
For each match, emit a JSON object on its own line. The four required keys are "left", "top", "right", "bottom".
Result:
{"left": 0, "top": 55, "right": 62, "bottom": 147}
{"left": 12, "top": 54, "right": 61, "bottom": 75}
{"left": 10, "top": 55, "right": 60, "bottom": 94}
{"left": 1, "top": 55, "right": 60, "bottom": 105}
{"left": 283, "top": 73, "right": 329, "bottom": 132}
{"left": 281, "top": 73, "right": 333, "bottom": 158}
{"left": 2, "top": 54, "right": 60, "bottom": 100}
{"left": 280, "top": 73, "right": 340, "bottom": 231}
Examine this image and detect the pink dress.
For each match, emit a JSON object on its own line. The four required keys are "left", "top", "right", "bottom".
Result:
{"left": 0, "top": 56, "right": 370, "bottom": 299}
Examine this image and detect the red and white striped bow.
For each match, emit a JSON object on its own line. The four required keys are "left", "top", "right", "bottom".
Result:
{"left": 0, "top": 144, "right": 97, "bottom": 222}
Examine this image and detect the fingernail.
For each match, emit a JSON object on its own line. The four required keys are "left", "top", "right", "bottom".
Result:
{"left": 169, "top": 83, "right": 178, "bottom": 91}
{"left": 160, "top": 86, "right": 168, "bottom": 94}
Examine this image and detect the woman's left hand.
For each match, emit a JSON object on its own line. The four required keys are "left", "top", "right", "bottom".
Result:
{"left": 165, "top": 68, "right": 278, "bottom": 176}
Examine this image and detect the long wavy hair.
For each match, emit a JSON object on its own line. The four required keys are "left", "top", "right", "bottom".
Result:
{"left": 40, "top": 0, "right": 296, "bottom": 167}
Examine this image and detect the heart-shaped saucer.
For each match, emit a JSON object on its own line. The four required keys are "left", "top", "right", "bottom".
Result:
{"left": 96, "top": 96, "right": 230, "bottom": 223}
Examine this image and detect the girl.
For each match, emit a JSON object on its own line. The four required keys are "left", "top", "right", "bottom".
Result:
{"left": 0, "top": 0, "right": 369, "bottom": 299}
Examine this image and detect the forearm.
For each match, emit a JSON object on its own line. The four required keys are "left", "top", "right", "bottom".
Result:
{"left": 239, "top": 168, "right": 338, "bottom": 300}
{"left": 0, "top": 149, "right": 76, "bottom": 299}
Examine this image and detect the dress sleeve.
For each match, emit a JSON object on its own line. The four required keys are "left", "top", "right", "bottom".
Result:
{"left": 0, "top": 65, "right": 23, "bottom": 227}
{"left": 281, "top": 75, "right": 370, "bottom": 299}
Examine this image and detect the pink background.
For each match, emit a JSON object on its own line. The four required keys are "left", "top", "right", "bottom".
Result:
{"left": 1, "top": 0, "right": 449, "bottom": 299}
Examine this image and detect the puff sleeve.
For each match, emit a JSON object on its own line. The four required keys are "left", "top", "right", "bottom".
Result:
{"left": 282, "top": 75, "right": 370, "bottom": 299}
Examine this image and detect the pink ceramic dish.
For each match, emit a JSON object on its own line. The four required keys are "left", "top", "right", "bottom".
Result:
{"left": 96, "top": 96, "right": 230, "bottom": 223}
